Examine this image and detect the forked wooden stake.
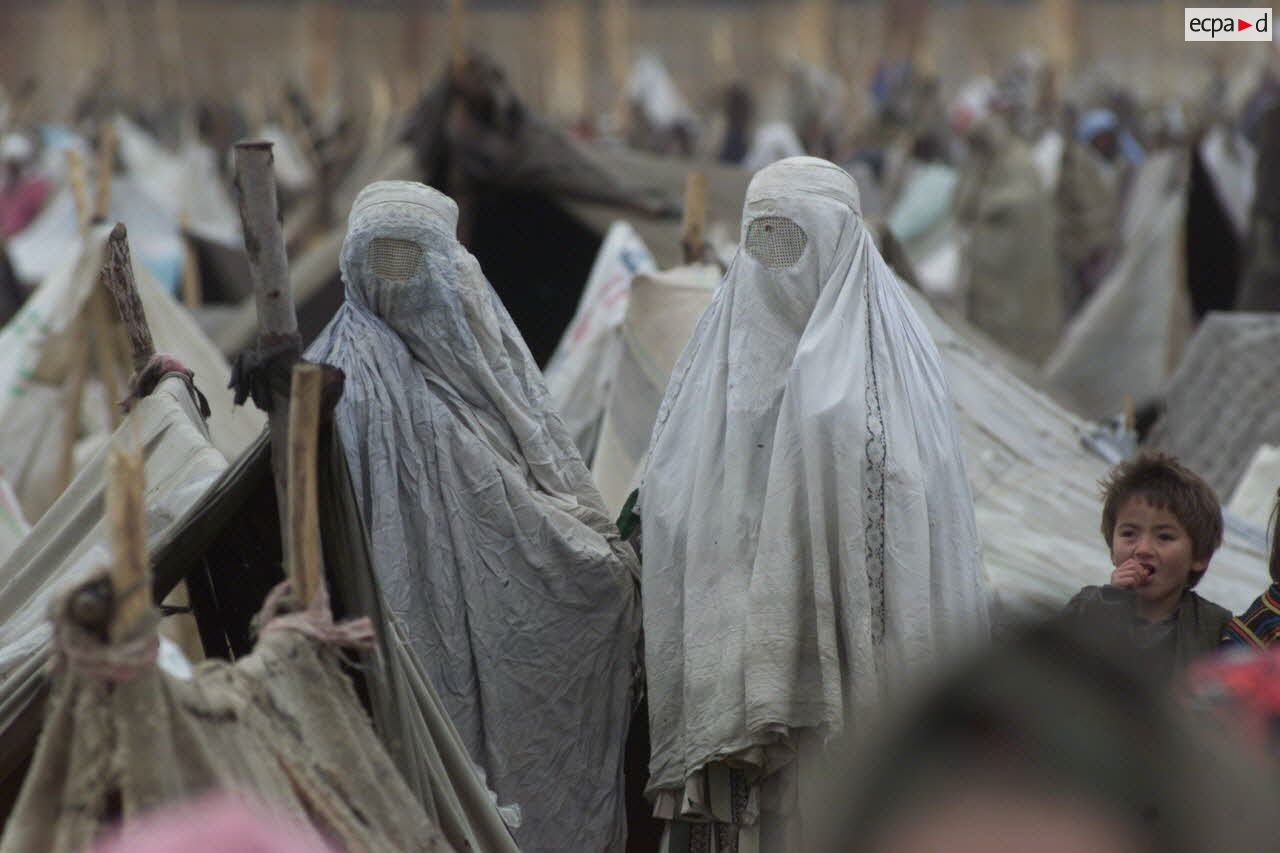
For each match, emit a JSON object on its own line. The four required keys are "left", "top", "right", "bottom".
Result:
{"left": 234, "top": 142, "right": 299, "bottom": 346}
{"left": 107, "top": 436, "right": 150, "bottom": 643}
{"left": 286, "top": 363, "right": 324, "bottom": 606}
{"left": 233, "top": 140, "right": 301, "bottom": 546}
{"left": 101, "top": 223, "right": 156, "bottom": 372}
{"left": 681, "top": 171, "right": 708, "bottom": 265}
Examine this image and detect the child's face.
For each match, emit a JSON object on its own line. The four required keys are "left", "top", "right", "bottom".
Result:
{"left": 1110, "top": 497, "right": 1206, "bottom": 606}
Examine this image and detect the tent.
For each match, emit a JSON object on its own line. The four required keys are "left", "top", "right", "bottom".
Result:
{"left": 1145, "top": 312, "right": 1280, "bottom": 500}
{"left": 214, "top": 54, "right": 751, "bottom": 369}
{"left": 543, "top": 221, "right": 658, "bottom": 461}
{"left": 589, "top": 262, "right": 719, "bottom": 514}
{"left": 8, "top": 179, "right": 183, "bottom": 294}
{"left": 0, "top": 224, "right": 262, "bottom": 522}
{"left": 1228, "top": 444, "right": 1280, "bottom": 528}
{"left": 140, "top": 430, "right": 521, "bottom": 853}
{"left": 0, "top": 374, "right": 228, "bottom": 804}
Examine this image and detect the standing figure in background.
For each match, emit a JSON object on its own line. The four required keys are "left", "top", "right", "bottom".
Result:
{"left": 637, "top": 157, "right": 991, "bottom": 852}
{"left": 308, "top": 182, "right": 641, "bottom": 853}
{"left": 951, "top": 89, "right": 1063, "bottom": 364}
{"left": 0, "top": 133, "right": 49, "bottom": 239}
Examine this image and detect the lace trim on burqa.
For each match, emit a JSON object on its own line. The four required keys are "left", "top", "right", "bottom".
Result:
{"left": 863, "top": 258, "right": 888, "bottom": 646}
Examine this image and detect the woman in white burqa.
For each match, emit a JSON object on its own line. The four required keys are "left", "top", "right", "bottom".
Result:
{"left": 308, "top": 182, "right": 641, "bottom": 853}
{"left": 637, "top": 157, "right": 992, "bottom": 851}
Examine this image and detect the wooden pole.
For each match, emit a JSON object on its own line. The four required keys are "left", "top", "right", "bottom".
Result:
{"left": 107, "top": 437, "right": 150, "bottom": 643}
{"left": 681, "top": 171, "right": 707, "bottom": 265}
{"left": 64, "top": 149, "right": 91, "bottom": 237}
{"left": 101, "top": 223, "right": 155, "bottom": 373}
{"left": 286, "top": 363, "right": 324, "bottom": 605}
{"left": 92, "top": 121, "right": 116, "bottom": 224}
{"left": 233, "top": 140, "right": 301, "bottom": 540}
{"left": 179, "top": 212, "right": 203, "bottom": 310}
{"left": 234, "top": 142, "right": 299, "bottom": 346}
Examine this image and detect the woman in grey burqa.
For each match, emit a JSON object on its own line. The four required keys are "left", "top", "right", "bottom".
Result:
{"left": 308, "top": 181, "right": 641, "bottom": 853}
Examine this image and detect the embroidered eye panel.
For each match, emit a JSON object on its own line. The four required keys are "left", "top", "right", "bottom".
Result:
{"left": 745, "top": 216, "right": 808, "bottom": 268}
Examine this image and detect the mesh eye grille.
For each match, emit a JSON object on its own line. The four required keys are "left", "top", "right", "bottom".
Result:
{"left": 369, "top": 237, "right": 424, "bottom": 281}
{"left": 745, "top": 216, "right": 807, "bottom": 268}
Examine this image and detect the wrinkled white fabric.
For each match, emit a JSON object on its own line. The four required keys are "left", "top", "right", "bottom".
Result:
{"left": 1044, "top": 150, "right": 1191, "bottom": 418}
{"left": 1229, "top": 444, "right": 1280, "bottom": 528}
{"left": 639, "top": 157, "right": 991, "bottom": 801}
{"left": 590, "top": 263, "right": 719, "bottom": 515}
{"left": 0, "top": 471, "right": 28, "bottom": 566}
{"left": 742, "top": 122, "right": 805, "bottom": 173}
{"left": 543, "top": 221, "right": 657, "bottom": 461}
{"left": 0, "top": 225, "right": 262, "bottom": 522}
{"left": 307, "top": 181, "right": 641, "bottom": 853}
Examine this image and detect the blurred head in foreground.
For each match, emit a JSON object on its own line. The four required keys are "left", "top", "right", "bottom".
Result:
{"left": 816, "top": 622, "right": 1276, "bottom": 853}
{"left": 89, "top": 793, "right": 337, "bottom": 853}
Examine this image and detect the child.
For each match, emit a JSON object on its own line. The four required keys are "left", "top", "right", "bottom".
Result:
{"left": 1061, "top": 451, "right": 1231, "bottom": 681}
{"left": 1221, "top": 489, "right": 1280, "bottom": 648}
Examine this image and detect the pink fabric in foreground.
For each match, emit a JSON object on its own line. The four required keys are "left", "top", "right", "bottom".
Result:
{"left": 88, "top": 793, "right": 338, "bottom": 853}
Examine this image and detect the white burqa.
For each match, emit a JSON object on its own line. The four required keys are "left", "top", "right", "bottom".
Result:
{"left": 639, "top": 157, "right": 991, "bottom": 845}
{"left": 307, "top": 182, "right": 641, "bottom": 853}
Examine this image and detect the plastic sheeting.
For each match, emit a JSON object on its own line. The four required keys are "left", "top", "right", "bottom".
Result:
{"left": 0, "top": 376, "right": 227, "bottom": 776}
{"left": 1043, "top": 150, "right": 1192, "bottom": 418}
{"left": 639, "top": 158, "right": 991, "bottom": 844}
{"left": 307, "top": 181, "right": 640, "bottom": 853}
{"left": 590, "top": 263, "right": 718, "bottom": 515}
{"left": 1146, "top": 312, "right": 1280, "bottom": 499}
{"left": 543, "top": 221, "right": 657, "bottom": 461}
{"left": 0, "top": 225, "right": 263, "bottom": 521}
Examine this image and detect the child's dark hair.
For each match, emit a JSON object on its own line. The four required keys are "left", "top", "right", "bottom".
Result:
{"left": 1100, "top": 451, "right": 1222, "bottom": 589}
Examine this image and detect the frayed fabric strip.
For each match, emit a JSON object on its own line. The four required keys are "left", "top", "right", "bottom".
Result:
{"left": 50, "top": 622, "right": 159, "bottom": 683}
{"left": 255, "top": 580, "right": 376, "bottom": 652}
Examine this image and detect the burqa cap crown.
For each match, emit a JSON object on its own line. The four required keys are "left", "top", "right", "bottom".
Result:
{"left": 745, "top": 156, "right": 862, "bottom": 217}
{"left": 347, "top": 180, "right": 460, "bottom": 237}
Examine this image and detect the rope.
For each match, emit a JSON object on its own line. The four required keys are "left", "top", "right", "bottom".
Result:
{"left": 50, "top": 620, "right": 158, "bottom": 683}
{"left": 255, "top": 580, "right": 375, "bottom": 651}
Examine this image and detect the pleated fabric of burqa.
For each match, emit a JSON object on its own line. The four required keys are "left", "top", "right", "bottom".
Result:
{"left": 638, "top": 157, "right": 993, "bottom": 851}
{"left": 308, "top": 182, "right": 641, "bottom": 853}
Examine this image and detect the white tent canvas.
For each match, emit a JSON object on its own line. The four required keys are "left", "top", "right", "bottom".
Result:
{"left": 542, "top": 221, "right": 657, "bottom": 461}
{"left": 0, "top": 375, "right": 228, "bottom": 765}
{"left": 1043, "top": 149, "right": 1193, "bottom": 419}
{"left": 590, "top": 263, "right": 719, "bottom": 514}
{"left": 0, "top": 225, "right": 263, "bottom": 521}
